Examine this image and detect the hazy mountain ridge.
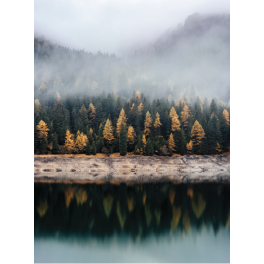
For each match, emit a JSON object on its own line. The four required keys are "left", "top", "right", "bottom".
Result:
{"left": 34, "top": 13, "right": 230, "bottom": 103}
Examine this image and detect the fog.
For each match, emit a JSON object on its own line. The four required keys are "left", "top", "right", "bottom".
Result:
{"left": 34, "top": 15, "right": 230, "bottom": 103}
{"left": 35, "top": 0, "right": 229, "bottom": 55}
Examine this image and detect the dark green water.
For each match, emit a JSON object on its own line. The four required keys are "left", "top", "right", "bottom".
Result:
{"left": 34, "top": 182, "right": 230, "bottom": 263}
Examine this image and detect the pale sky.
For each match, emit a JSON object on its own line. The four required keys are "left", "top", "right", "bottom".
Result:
{"left": 34, "top": 0, "right": 230, "bottom": 55}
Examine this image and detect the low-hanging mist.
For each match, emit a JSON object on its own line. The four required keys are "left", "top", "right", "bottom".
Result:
{"left": 34, "top": 13, "right": 230, "bottom": 104}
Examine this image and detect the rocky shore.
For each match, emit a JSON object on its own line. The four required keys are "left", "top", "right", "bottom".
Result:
{"left": 34, "top": 155, "right": 230, "bottom": 184}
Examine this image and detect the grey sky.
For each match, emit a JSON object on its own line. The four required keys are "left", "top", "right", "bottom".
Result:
{"left": 34, "top": 0, "right": 230, "bottom": 55}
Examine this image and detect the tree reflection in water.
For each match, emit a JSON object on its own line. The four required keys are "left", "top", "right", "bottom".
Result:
{"left": 34, "top": 182, "right": 230, "bottom": 239}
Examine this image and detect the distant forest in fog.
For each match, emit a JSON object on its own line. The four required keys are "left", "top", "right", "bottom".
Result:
{"left": 34, "top": 13, "right": 230, "bottom": 156}
{"left": 34, "top": 13, "right": 230, "bottom": 103}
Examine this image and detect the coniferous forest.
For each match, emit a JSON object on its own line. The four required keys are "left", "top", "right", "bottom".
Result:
{"left": 34, "top": 91, "right": 230, "bottom": 156}
{"left": 34, "top": 14, "right": 230, "bottom": 156}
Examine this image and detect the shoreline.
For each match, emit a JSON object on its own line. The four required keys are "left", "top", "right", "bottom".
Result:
{"left": 34, "top": 155, "right": 230, "bottom": 184}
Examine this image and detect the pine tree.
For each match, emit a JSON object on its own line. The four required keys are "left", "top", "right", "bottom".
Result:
{"left": 144, "top": 111, "right": 152, "bottom": 136}
{"left": 88, "top": 103, "right": 96, "bottom": 127}
{"left": 77, "top": 105, "right": 89, "bottom": 133}
{"left": 210, "top": 99, "right": 218, "bottom": 117}
{"left": 208, "top": 112, "right": 222, "bottom": 154}
{"left": 220, "top": 109, "right": 230, "bottom": 152}
{"left": 145, "top": 138, "right": 154, "bottom": 156}
{"left": 116, "top": 108, "right": 127, "bottom": 137}
{"left": 103, "top": 119, "right": 115, "bottom": 145}
{"left": 168, "top": 133, "right": 175, "bottom": 151}
{"left": 92, "top": 142, "right": 97, "bottom": 155}
{"left": 114, "top": 96, "right": 123, "bottom": 125}
{"left": 180, "top": 128, "right": 187, "bottom": 155}
{"left": 52, "top": 100, "right": 69, "bottom": 145}
{"left": 64, "top": 129, "right": 74, "bottom": 153}
{"left": 85, "top": 141, "right": 91, "bottom": 155}
{"left": 190, "top": 120, "right": 205, "bottom": 154}
{"left": 52, "top": 133, "right": 59, "bottom": 154}
{"left": 119, "top": 123, "right": 127, "bottom": 156}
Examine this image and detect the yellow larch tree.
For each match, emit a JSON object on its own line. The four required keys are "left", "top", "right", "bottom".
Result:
{"left": 222, "top": 109, "right": 230, "bottom": 126}
{"left": 190, "top": 120, "right": 205, "bottom": 147}
{"left": 88, "top": 103, "right": 96, "bottom": 127}
{"left": 181, "top": 105, "right": 191, "bottom": 130}
{"left": 168, "top": 133, "right": 175, "bottom": 151}
{"left": 138, "top": 102, "right": 144, "bottom": 115}
{"left": 37, "top": 120, "right": 49, "bottom": 139}
{"left": 169, "top": 107, "right": 181, "bottom": 132}
{"left": 64, "top": 129, "right": 74, "bottom": 152}
{"left": 153, "top": 112, "right": 162, "bottom": 130}
{"left": 169, "top": 107, "right": 177, "bottom": 118}
{"left": 75, "top": 131, "right": 88, "bottom": 152}
{"left": 116, "top": 108, "right": 127, "bottom": 137}
{"left": 103, "top": 119, "right": 115, "bottom": 144}
{"left": 127, "top": 126, "right": 136, "bottom": 144}
{"left": 142, "top": 134, "right": 147, "bottom": 148}
{"left": 89, "top": 128, "right": 93, "bottom": 135}
{"left": 144, "top": 111, "right": 152, "bottom": 136}
{"left": 216, "top": 142, "right": 222, "bottom": 154}
{"left": 186, "top": 140, "right": 193, "bottom": 154}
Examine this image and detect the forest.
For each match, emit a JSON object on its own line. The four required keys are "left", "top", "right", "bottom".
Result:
{"left": 34, "top": 13, "right": 230, "bottom": 156}
{"left": 34, "top": 91, "right": 230, "bottom": 156}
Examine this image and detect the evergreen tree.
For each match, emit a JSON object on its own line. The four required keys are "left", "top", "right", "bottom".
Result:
{"left": 92, "top": 142, "right": 96, "bottom": 155}
{"left": 208, "top": 112, "right": 222, "bottom": 154}
{"left": 220, "top": 109, "right": 230, "bottom": 152}
{"left": 210, "top": 99, "right": 218, "bottom": 117}
{"left": 119, "top": 123, "right": 127, "bottom": 156}
{"left": 53, "top": 100, "right": 69, "bottom": 145}
{"left": 145, "top": 138, "right": 154, "bottom": 156}
{"left": 52, "top": 133, "right": 59, "bottom": 154}
{"left": 88, "top": 103, "right": 96, "bottom": 127}
{"left": 85, "top": 141, "right": 91, "bottom": 155}
{"left": 180, "top": 128, "right": 187, "bottom": 155}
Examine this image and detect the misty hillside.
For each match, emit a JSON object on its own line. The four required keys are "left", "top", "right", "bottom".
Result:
{"left": 34, "top": 13, "right": 230, "bottom": 104}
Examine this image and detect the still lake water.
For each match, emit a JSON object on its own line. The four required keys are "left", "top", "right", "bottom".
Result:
{"left": 34, "top": 181, "right": 230, "bottom": 263}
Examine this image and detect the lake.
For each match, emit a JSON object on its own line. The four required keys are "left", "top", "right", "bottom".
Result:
{"left": 34, "top": 181, "right": 230, "bottom": 263}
